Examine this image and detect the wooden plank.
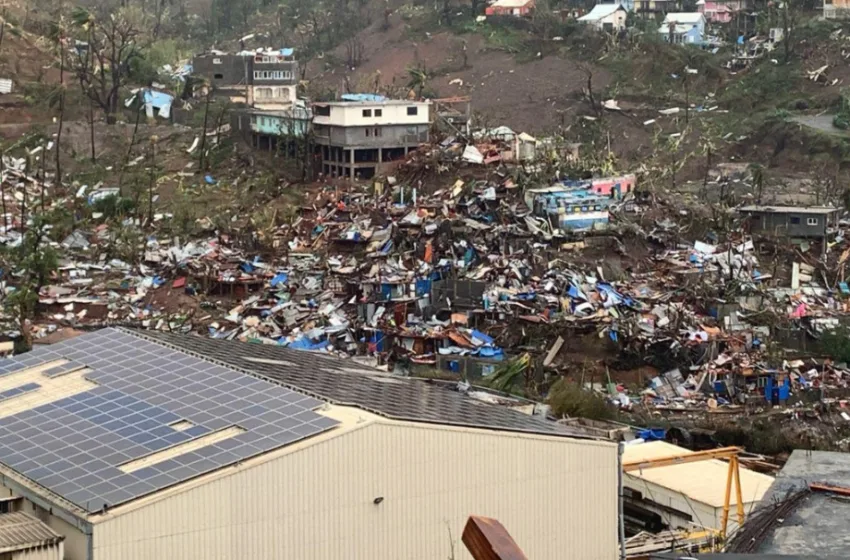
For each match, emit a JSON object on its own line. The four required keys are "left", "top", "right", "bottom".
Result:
{"left": 542, "top": 336, "right": 564, "bottom": 367}
{"left": 810, "top": 482, "right": 850, "bottom": 496}
{"left": 462, "top": 516, "right": 528, "bottom": 560}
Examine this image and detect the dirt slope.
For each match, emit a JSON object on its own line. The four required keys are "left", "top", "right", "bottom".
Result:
{"left": 310, "top": 13, "right": 611, "bottom": 134}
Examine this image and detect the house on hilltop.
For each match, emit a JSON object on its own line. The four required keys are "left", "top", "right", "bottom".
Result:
{"left": 485, "top": 0, "right": 535, "bottom": 16}
{"left": 659, "top": 12, "right": 706, "bottom": 44}
{"left": 578, "top": 3, "right": 628, "bottom": 31}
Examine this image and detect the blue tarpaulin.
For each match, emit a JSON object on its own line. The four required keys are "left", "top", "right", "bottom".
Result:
{"left": 143, "top": 89, "right": 174, "bottom": 110}
{"left": 289, "top": 338, "right": 329, "bottom": 351}
{"left": 637, "top": 428, "right": 667, "bottom": 441}
{"left": 341, "top": 93, "right": 387, "bottom": 102}
{"left": 470, "top": 330, "right": 494, "bottom": 345}
{"left": 271, "top": 272, "right": 288, "bottom": 287}
{"left": 415, "top": 278, "right": 431, "bottom": 297}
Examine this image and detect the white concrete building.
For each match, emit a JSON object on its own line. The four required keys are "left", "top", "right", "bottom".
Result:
{"left": 0, "top": 328, "right": 618, "bottom": 560}
{"left": 313, "top": 97, "right": 431, "bottom": 179}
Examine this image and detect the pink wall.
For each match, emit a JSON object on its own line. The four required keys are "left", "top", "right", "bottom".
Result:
{"left": 591, "top": 175, "right": 637, "bottom": 198}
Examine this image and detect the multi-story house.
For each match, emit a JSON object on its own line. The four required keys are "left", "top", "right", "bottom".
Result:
{"left": 312, "top": 95, "right": 431, "bottom": 180}
{"left": 192, "top": 49, "right": 298, "bottom": 110}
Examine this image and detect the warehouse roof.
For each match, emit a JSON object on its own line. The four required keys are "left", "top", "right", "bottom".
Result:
{"left": 0, "top": 328, "right": 338, "bottom": 514}
{"left": 133, "top": 329, "right": 588, "bottom": 438}
{"left": 0, "top": 512, "right": 63, "bottom": 553}
{"left": 754, "top": 450, "right": 850, "bottom": 555}
{"left": 623, "top": 441, "right": 774, "bottom": 508}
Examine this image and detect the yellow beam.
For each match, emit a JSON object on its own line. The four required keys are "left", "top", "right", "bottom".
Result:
{"left": 622, "top": 446, "right": 743, "bottom": 472}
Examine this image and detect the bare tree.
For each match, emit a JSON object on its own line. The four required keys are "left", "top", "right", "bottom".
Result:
{"left": 345, "top": 36, "right": 363, "bottom": 68}
{"left": 72, "top": 9, "right": 141, "bottom": 125}
{"left": 576, "top": 62, "right": 600, "bottom": 117}
{"left": 781, "top": 0, "right": 797, "bottom": 64}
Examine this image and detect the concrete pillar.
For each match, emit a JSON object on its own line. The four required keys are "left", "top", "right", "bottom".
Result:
{"left": 350, "top": 149, "right": 355, "bottom": 179}
{"left": 378, "top": 148, "right": 383, "bottom": 164}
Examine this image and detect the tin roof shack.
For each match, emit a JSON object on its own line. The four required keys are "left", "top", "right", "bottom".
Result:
{"left": 0, "top": 512, "right": 65, "bottom": 560}
{"left": 739, "top": 206, "right": 840, "bottom": 254}
{"left": 525, "top": 185, "right": 611, "bottom": 233}
{"left": 485, "top": 0, "right": 536, "bottom": 16}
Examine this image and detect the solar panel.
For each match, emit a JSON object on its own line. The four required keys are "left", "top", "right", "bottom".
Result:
{"left": 0, "top": 329, "right": 339, "bottom": 513}
{"left": 43, "top": 361, "right": 86, "bottom": 378}
{"left": 0, "top": 382, "right": 40, "bottom": 402}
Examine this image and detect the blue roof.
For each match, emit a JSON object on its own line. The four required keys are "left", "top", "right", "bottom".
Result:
{"left": 341, "top": 93, "right": 387, "bottom": 102}
{"left": 143, "top": 90, "right": 174, "bottom": 109}
{"left": 280, "top": 48, "right": 294, "bottom": 57}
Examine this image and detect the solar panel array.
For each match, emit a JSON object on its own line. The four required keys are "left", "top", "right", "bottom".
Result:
{"left": 0, "top": 329, "right": 339, "bottom": 513}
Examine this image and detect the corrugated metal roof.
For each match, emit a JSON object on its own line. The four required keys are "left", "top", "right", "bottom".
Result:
{"left": 623, "top": 441, "right": 775, "bottom": 508}
{"left": 0, "top": 512, "right": 63, "bottom": 553}
{"left": 0, "top": 79, "right": 12, "bottom": 94}
{"left": 739, "top": 205, "right": 840, "bottom": 215}
{"left": 131, "top": 329, "right": 593, "bottom": 439}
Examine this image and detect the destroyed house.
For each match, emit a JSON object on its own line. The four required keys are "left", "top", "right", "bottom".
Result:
{"left": 526, "top": 186, "right": 611, "bottom": 232}
{"left": 192, "top": 50, "right": 298, "bottom": 108}
{"left": 0, "top": 328, "right": 618, "bottom": 560}
{"left": 739, "top": 205, "right": 840, "bottom": 239}
{"left": 313, "top": 96, "right": 431, "bottom": 180}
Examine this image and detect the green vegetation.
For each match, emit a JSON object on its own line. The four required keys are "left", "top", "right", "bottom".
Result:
{"left": 547, "top": 378, "right": 618, "bottom": 421}
{"left": 819, "top": 327, "right": 850, "bottom": 363}
{"left": 0, "top": 215, "right": 60, "bottom": 352}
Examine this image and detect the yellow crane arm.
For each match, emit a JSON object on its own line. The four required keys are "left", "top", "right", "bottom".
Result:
{"left": 622, "top": 446, "right": 743, "bottom": 472}
{"left": 622, "top": 446, "right": 745, "bottom": 539}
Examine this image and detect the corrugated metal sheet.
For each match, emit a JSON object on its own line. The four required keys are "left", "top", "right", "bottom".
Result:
{"left": 623, "top": 441, "right": 774, "bottom": 507}
{"left": 0, "top": 79, "right": 12, "bottom": 94}
{"left": 93, "top": 418, "right": 618, "bottom": 560}
{"left": 0, "top": 511, "right": 63, "bottom": 553}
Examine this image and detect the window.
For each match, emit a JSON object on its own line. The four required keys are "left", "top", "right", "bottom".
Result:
{"left": 213, "top": 58, "right": 222, "bottom": 65}
{"left": 214, "top": 73, "right": 224, "bottom": 80}
{"left": 254, "top": 70, "right": 292, "bottom": 81}
{"left": 807, "top": 217, "right": 819, "bottom": 226}
{"left": 363, "top": 109, "right": 372, "bottom": 117}
{"left": 375, "top": 109, "right": 383, "bottom": 117}
{"left": 407, "top": 106, "right": 418, "bottom": 116}
{"left": 314, "top": 105, "right": 331, "bottom": 117}
{"left": 366, "top": 129, "right": 371, "bottom": 137}
{"left": 374, "top": 127, "right": 382, "bottom": 137}
{"left": 790, "top": 217, "right": 801, "bottom": 225}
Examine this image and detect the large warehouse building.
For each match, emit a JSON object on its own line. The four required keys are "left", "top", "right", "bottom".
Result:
{"left": 0, "top": 328, "right": 619, "bottom": 560}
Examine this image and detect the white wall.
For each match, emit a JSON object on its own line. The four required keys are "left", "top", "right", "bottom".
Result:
{"left": 602, "top": 11, "right": 627, "bottom": 30}
{"left": 314, "top": 102, "right": 430, "bottom": 127}
{"left": 625, "top": 477, "right": 748, "bottom": 534}
{"left": 93, "top": 419, "right": 618, "bottom": 560}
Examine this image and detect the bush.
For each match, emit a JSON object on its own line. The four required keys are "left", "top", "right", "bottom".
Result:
{"left": 819, "top": 326, "right": 850, "bottom": 363}
{"left": 547, "top": 378, "right": 617, "bottom": 420}
{"left": 91, "top": 195, "right": 136, "bottom": 219}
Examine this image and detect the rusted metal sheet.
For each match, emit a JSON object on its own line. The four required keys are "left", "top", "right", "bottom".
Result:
{"left": 462, "top": 515, "right": 528, "bottom": 560}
